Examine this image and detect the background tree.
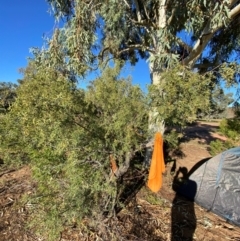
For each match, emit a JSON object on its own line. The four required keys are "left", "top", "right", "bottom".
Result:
{"left": 210, "top": 100, "right": 240, "bottom": 155}
{"left": 211, "top": 86, "right": 234, "bottom": 118}
{"left": 198, "top": 85, "right": 234, "bottom": 119}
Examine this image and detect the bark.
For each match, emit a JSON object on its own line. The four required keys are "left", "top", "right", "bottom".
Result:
{"left": 159, "top": 0, "right": 167, "bottom": 28}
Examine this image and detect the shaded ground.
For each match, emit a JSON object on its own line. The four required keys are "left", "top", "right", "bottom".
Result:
{"left": 1, "top": 121, "right": 240, "bottom": 240}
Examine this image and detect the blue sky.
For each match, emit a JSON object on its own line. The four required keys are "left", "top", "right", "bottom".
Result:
{"left": 0, "top": 0, "right": 151, "bottom": 90}
{"left": 0, "top": 1, "right": 237, "bottom": 98}
{"left": 1, "top": 1, "right": 54, "bottom": 81}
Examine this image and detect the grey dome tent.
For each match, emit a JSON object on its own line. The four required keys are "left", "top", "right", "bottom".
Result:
{"left": 177, "top": 147, "right": 240, "bottom": 227}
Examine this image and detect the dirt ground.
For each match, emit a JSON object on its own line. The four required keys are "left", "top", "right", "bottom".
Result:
{"left": 1, "top": 121, "right": 240, "bottom": 241}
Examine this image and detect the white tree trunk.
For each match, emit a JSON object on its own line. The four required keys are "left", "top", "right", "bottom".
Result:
{"left": 149, "top": 59, "right": 165, "bottom": 135}
{"left": 144, "top": 57, "right": 165, "bottom": 165}
{"left": 148, "top": 0, "right": 168, "bottom": 135}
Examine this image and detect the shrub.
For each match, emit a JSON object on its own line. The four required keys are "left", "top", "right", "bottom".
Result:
{"left": 209, "top": 139, "right": 235, "bottom": 156}
{"left": 209, "top": 118, "right": 240, "bottom": 156}
{"left": 1, "top": 63, "right": 148, "bottom": 240}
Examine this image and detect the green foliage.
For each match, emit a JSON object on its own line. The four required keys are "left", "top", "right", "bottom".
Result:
{"left": 199, "top": 85, "right": 234, "bottom": 119}
{"left": 41, "top": 0, "right": 240, "bottom": 82}
{"left": 34, "top": 1, "right": 240, "bottom": 147}
{"left": 233, "top": 101, "right": 240, "bottom": 117}
{"left": 0, "top": 82, "right": 17, "bottom": 113}
{"left": 85, "top": 62, "right": 148, "bottom": 158}
{"left": 209, "top": 118, "right": 240, "bottom": 156}
{"left": 3, "top": 0, "right": 240, "bottom": 238}
{"left": 148, "top": 65, "right": 212, "bottom": 127}
{"left": 1, "top": 62, "right": 148, "bottom": 240}
{"left": 220, "top": 62, "right": 240, "bottom": 87}
{"left": 209, "top": 139, "right": 234, "bottom": 156}
{"left": 219, "top": 118, "right": 240, "bottom": 141}
{"left": 32, "top": 0, "right": 240, "bottom": 145}
{"left": 164, "top": 130, "right": 180, "bottom": 151}
{"left": 211, "top": 87, "right": 233, "bottom": 118}
{"left": 141, "top": 187, "right": 164, "bottom": 206}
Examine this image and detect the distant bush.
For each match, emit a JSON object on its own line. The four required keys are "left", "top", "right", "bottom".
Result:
{"left": 209, "top": 139, "right": 234, "bottom": 156}
{"left": 219, "top": 118, "right": 240, "bottom": 141}
{"left": 209, "top": 118, "right": 240, "bottom": 156}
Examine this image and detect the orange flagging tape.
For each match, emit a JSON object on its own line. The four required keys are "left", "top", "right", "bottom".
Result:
{"left": 110, "top": 154, "right": 118, "bottom": 174}
{"left": 147, "top": 132, "right": 165, "bottom": 192}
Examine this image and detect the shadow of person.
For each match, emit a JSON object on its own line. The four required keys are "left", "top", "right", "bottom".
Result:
{"left": 171, "top": 167, "right": 197, "bottom": 241}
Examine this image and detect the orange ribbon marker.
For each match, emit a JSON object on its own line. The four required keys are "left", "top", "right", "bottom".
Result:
{"left": 110, "top": 154, "right": 118, "bottom": 175}
{"left": 147, "top": 132, "right": 165, "bottom": 192}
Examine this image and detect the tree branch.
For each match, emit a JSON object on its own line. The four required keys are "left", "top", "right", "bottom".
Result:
{"left": 127, "top": 16, "right": 158, "bottom": 49}
{"left": 140, "top": 0, "right": 150, "bottom": 21}
{"left": 134, "top": 0, "right": 142, "bottom": 22}
{"left": 167, "top": 7, "right": 176, "bottom": 25}
{"left": 129, "top": 18, "right": 157, "bottom": 28}
{"left": 98, "top": 44, "right": 155, "bottom": 66}
{"left": 230, "top": 2, "right": 240, "bottom": 18}
{"left": 193, "top": 62, "right": 221, "bottom": 71}
{"left": 111, "top": 141, "right": 152, "bottom": 178}
{"left": 122, "top": 0, "right": 130, "bottom": 9}
{"left": 176, "top": 37, "right": 193, "bottom": 52}
{"left": 182, "top": 2, "right": 240, "bottom": 67}
{"left": 117, "top": 44, "right": 156, "bottom": 55}
{"left": 113, "top": 151, "right": 134, "bottom": 178}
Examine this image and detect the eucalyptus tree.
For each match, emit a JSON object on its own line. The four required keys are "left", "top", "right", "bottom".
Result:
{"left": 38, "top": 0, "right": 240, "bottom": 130}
